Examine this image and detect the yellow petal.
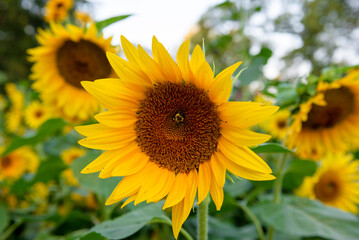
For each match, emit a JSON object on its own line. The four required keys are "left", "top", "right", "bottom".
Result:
{"left": 218, "top": 137, "right": 272, "bottom": 173}
{"left": 75, "top": 123, "right": 114, "bottom": 137}
{"left": 94, "top": 109, "right": 137, "bottom": 128}
{"left": 219, "top": 102, "right": 279, "bottom": 128}
{"left": 197, "top": 161, "right": 211, "bottom": 205}
{"left": 209, "top": 175, "right": 224, "bottom": 211}
{"left": 106, "top": 52, "right": 151, "bottom": 89}
{"left": 218, "top": 151, "right": 276, "bottom": 180}
{"left": 81, "top": 150, "right": 116, "bottom": 174}
{"left": 171, "top": 199, "right": 185, "bottom": 239}
{"left": 211, "top": 153, "right": 226, "bottom": 187}
{"left": 147, "top": 169, "right": 175, "bottom": 203}
{"left": 152, "top": 36, "right": 182, "bottom": 83}
{"left": 209, "top": 61, "right": 242, "bottom": 105}
{"left": 120, "top": 35, "right": 142, "bottom": 68}
{"left": 137, "top": 45, "right": 166, "bottom": 83}
{"left": 193, "top": 61, "right": 213, "bottom": 91}
{"left": 111, "top": 151, "right": 149, "bottom": 177}
{"left": 189, "top": 45, "right": 206, "bottom": 73}
{"left": 78, "top": 130, "right": 136, "bottom": 150}
{"left": 221, "top": 124, "right": 271, "bottom": 146}
{"left": 163, "top": 173, "right": 187, "bottom": 209}
{"left": 176, "top": 39, "right": 193, "bottom": 83}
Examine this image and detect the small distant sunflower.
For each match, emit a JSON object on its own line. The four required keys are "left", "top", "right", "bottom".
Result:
{"left": 61, "top": 147, "right": 85, "bottom": 165}
{"left": 286, "top": 71, "right": 359, "bottom": 160}
{"left": 4, "top": 83, "right": 24, "bottom": 133}
{"left": 62, "top": 168, "right": 79, "bottom": 186}
{"left": 0, "top": 147, "right": 38, "bottom": 180}
{"left": 296, "top": 154, "right": 359, "bottom": 214}
{"left": 75, "top": 11, "right": 94, "bottom": 26}
{"left": 44, "top": 0, "right": 73, "bottom": 23}
{"left": 76, "top": 36, "right": 278, "bottom": 238}
{"left": 28, "top": 23, "right": 117, "bottom": 122}
{"left": 25, "top": 101, "right": 52, "bottom": 129}
{"left": 260, "top": 109, "right": 290, "bottom": 140}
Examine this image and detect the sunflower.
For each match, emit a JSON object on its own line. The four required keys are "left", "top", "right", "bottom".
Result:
{"left": 25, "top": 100, "right": 52, "bottom": 129}
{"left": 260, "top": 109, "right": 290, "bottom": 140}
{"left": 28, "top": 23, "right": 117, "bottom": 122}
{"left": 0, "top": 147, "right": 39, "bottom": 180}
{"left": 295, "top": 154, "right": 359, "bottom": 214}
{"left": 76, "top": 36, "right": 278, "bottom": 238}
{"left": 4, "top": 83, "right": 24, "bottom": 133}
{"left": 286, "top": 71, "right": 359, "bottom": 160}
{"left": 61, "top": 147, "right": 86, "bottom": 165}
{"left": 44, "top": 0, "right": 73, "bottom": 23}
{"left": 62, "top": 168, "right": 79, "bottom": 186}
{"left": 75, "top": 11, "right": 94, "bottom": 26}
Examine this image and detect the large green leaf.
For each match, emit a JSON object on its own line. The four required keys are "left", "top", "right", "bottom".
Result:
{"left": 70, "top": 150, "right": 121, "bottom": 197}
{"left": 253, "top": 196, "right": 359, "bottom": 239}
{"left": 90, "top": 202, "right": 164, "bottom": 239}
{"left": 33, "top": 156, "right": 67, "bottom": 183}
{"left": 1, "top": 118, "right": 67, "bottom": 156}
{"left": 283, "top": 159, "right": 316, "bottom": 190}
{"left": 95, "top": 14, "right": 132, "bottom": 32}
{"left": 0, "top": 203, "right": 9, "bottom": 234}
{"left": 251, "top": 143, "right": 292, "bottom": 154}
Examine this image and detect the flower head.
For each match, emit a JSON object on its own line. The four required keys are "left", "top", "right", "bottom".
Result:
{"left": 44, "top": 0, "right": 73, "bottom": 23}
{"left": 28, "top": 23, "right": 117, "bottom": 122}
{"left": 76, "top": 36, "right": 278, "bottom": 238}
{"left": 25, "top": 101, "right": 52, "bottom": 129}
{"left": 296, "top": 154, "right": 359, "bottom": 214}
{"left": 286, "top": 70, "right": 359, "bottom": 160}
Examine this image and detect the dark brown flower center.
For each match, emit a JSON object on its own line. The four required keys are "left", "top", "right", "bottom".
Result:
{"left": 35, "top": 110, "right": 43, "bottom": 118}
{"left": 277, "top": 119, "right": 286, "bottom": 129}
{"left": 314, "top": 171, "right": 341, "bottom": 202}
{"left": 135, "top": 82, "right": 221, "bottom": 174}
{"left": 1, "top": 156, "right": 12, "bottom": 169}
{"left": 302, "top": 86, "right": 355, "bottom": 129}
{"left": 56, "top": 40, "right": 112, "bottom": 89}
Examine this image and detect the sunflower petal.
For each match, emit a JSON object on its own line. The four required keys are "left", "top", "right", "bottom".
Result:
{"left": 197, "top": 161, "right": 211, "bottom": 205}
{"left": 163, "top": 173, "right": 187, "bottom": 209}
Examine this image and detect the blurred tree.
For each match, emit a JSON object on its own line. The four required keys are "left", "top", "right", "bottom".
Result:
{"left": 189, "top": 0, "right": 359, "bottom": 83}
{"left": 0, "top": 0, "right": 46, "bottom": 84}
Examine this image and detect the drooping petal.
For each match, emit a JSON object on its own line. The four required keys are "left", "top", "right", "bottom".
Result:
{"left": 163, "top": 173, "right": 187, "bottom": 209}
{"left": 197, "top": 161, "right": 211, "bottom": 205}
{"left": 209, "top": 174, "right": 224, "bottom": 211}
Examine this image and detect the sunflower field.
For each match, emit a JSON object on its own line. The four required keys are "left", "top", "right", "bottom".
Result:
{"left": 1, "top": 0, "right": 359, "bottom": 239}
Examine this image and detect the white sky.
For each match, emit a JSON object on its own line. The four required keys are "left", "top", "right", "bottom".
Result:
{"left": 89, "top": 0, "right": 223, "bottom": 54}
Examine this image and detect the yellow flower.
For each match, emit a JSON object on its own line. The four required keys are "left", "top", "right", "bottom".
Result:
{"left": 75, "top": 11, "right": 94, "bottom": 26}
{"left": 61, "top": 147, "right": 86, "bottom": 165}
{"left": 28, "top": 23, "right": 117, "bottom": 122}
{"left": 62, "top": 168, "right": 79, "bottom": 186}
{"left": 24, "top": 101, "right": 52, "bottom": 129}
{"left": 0, "top": 147, "right": 38, "bottom": 180}
{"left": 4, "top": 83, "right": 24, "bottom": 133}
{"left": 44, "top": 0, "right": 73, "bottom": 23}
{"left": 286, "top": 71, "right": 359, "bottom": 160}
{"left": 260, "top": 109, "right": 290, "bottom": 140}
{"left": 295, "top": 154, "right": 359, "bottom": 214}
{"left": 76, "top": 36, "right": 278, "bottom": 238}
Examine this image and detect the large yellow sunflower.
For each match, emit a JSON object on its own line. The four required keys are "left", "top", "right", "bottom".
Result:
{"left": 76, "top": 36, "right": 278, "bottom": 238}
{"left": 28, "top": 23, "right": 117, "bottom": 122}
{"left": 295, "top": 154, "right": 359, "bottom": 214}
{"left": 286, "top": 71, "right": 359, "bottom": 160}
{"left": 44, "top": 0, "right": 73, "bottom": 23}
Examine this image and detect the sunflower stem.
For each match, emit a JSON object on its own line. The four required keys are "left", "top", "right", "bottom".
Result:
{"left": 197, "top": 194, "right": 210, "bottom": 240}
{"left": 267, "top": 153, "right": 288, "bottom": 240}
{"left": 238, "top": 202, "right": 265, "bottom": 240}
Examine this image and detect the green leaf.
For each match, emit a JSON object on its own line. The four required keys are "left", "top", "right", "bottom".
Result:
{"left": 33, "top": 157, "right": 67, "bottom": 183}
{"left": 0, "top": 203, "right": 9, "bottom": 234}
{"left": 208, "top": 218, "right": 257, "bottom": 240}
{"left": 79, "top": 232, "right": 104, "bottom": 240}
{"left": 90, "top": 202, "right": 164, "bottom": 239}
{"left": 70, "top": 150, "right": 121, "bottom": 197}
{"left": 251, "top": 143, "right": 292, "bottom": 154}
{"left": 283, "top": 159, "right": 317, "bottom": 190}
{"left": 95, "top": 15, "right": 132, "bottom": 32}
{"left": 1, "top": 118, "right": 67, "bottom": 156}
{"left": 253, "top": 196, "right": 359, "bottom": 239}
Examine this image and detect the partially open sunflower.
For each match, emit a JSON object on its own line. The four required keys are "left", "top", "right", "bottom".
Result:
{"left": 76, "top": 36, "right": 278, "bottom": 238}
{"left": 28, "top": 23, "right": 117, "bottom": 122}
{"left": 286, "top": 70, "right": 359, "bottom": 160}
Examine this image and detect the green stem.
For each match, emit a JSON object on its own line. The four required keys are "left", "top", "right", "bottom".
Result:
{"left": 267, "top": 154, "right": 288, "bottom": 240}
{"left": 238, "top": 202, "right": 265, "bottom": 240}
{"left": 197, "top": 195, "right": 210, "bottom": 240}
{"left": 149, "top": 215, "right": 194, "bottom": 240}
{"left": 0, "top": 219, "right": 23, "bottom": 240}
